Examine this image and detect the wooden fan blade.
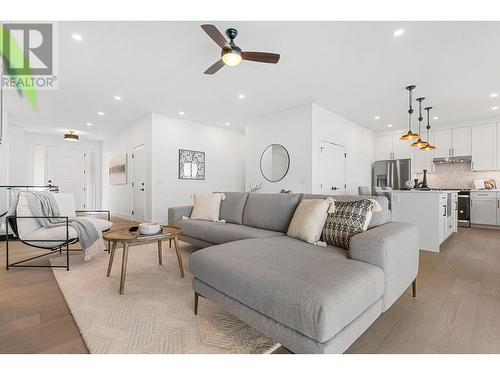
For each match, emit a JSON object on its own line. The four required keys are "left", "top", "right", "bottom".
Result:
{"left": 201, "top": 24, "right": 230, "bottom": 49}
{"left": 204, "top": 59, "right": 225, "bottom": 75}
{"left": 242, "top": 51, "right": 280, "bottom": 64}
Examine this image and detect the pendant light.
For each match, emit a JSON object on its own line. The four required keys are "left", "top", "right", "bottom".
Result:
{"left": 400, "top": 85, "right": 420, "bottom": 141}
{"left": 410, "top": 97, "right": 429, "bottom": 148}
{"left": 64, "top": 131, "right": 79, "bottom": 142}
{"left": 420, "top": 107, "right": 436, "bottom": 151}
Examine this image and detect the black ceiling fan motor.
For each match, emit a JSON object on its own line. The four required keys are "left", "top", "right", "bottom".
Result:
{"left": 226, "top": 28, "right": 238, "bottom": 42}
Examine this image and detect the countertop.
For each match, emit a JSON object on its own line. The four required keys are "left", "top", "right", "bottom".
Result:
{"left": 391, "top": 190, "right": 459, "bottom": 194}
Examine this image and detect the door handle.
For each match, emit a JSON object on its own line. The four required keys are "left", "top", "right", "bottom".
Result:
{"left": 443, "top": 205, "right": 446, "bottom": 216}
{"left": 331, "top": 187, "right": 338, "bottom": 191}
{"left": 140, "top": 188, "right": 145, "bottom": 191}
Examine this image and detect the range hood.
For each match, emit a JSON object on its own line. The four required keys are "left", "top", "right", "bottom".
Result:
{"left": 433, "top": 155, "right": 472, "bottom": 164}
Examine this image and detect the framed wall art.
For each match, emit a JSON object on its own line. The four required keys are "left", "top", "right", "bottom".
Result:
{"left": 178, "top": 149, "right": 205, "bottom": 180}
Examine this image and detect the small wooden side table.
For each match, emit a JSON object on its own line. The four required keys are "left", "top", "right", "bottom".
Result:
{"left": 103, "top": 226, "right": 184, "bottom": 294}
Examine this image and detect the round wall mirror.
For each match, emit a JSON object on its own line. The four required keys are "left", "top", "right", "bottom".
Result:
{"left": 260, "top": 144, "right": 290, "bottom": 182}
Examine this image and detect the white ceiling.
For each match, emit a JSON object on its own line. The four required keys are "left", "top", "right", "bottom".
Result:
{"left": 6, "top": 21, "right": 500, "bottom": 139}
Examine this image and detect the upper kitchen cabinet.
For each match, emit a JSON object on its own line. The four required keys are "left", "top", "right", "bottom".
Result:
{"left": 374, "top": 134, "right": 394, "bottom": 160}
{"left": 413, "top": 132, "right": 434, "bottom": 173}
{"left": 374, "top": 132, "right": 413, "bottom": 161}
{"left": 471, "top": 123, "right": 497, "bottom": 171}
{"left": 414, "top": 146, "right": 434, "bottom": 173}
{"left": 393, "top": 132, "right": 413, "bottom": 159}
{"left": 432, "top": 127, "right": 471, "bottom": 158}
{"left": 452, "top": 126, "right": 471, "bottom": 156}
{"left": 432, "top": 129, "right": 452, "bottom": 158}
{"left": 497, "top": 123, "right": 500, "bottom": 170}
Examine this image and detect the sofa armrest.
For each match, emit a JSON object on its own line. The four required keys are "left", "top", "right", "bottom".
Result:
{"left": 168, "top": 206, "right": 193, "bottom": 226}
{"left": 349, "top": 222, "right": 419, "bottom": 311}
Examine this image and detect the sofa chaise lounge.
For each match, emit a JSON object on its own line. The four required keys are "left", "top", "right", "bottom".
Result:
{"left": 168, "top": 192, "right": 419, "bottom": 354}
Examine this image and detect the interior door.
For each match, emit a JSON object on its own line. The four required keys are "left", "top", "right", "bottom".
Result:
{"left": 319, "top": 141, "right": 346, "bottom": 195}
{"left": 132, "top": 148, "right": 146, "bottom": 222}
{"left": 46, "top": 147, "right": 86, "bottom": 209}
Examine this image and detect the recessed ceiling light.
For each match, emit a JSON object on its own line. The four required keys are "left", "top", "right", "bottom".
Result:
{"left": 97, "top": 111, "right": 104, "bottom": 116}
{"left": 433, "top": 116, "right": 439, "bottom": 120}
{"left": 114, "top": 95, "right": 122, "bottom": 101}
{"left": 490, "top": 93, "right": 499, "bottom": 98}
{"left": 374, "top": 116, "right": 380, "bottom": 120}
{"left": 387, "top": 124, "right": 393, "bottom": 128}
{"left": 225, "top": 122, "right": 230, "bottom": 126}
{"left": 179, "top": 111, "right": 185, "bottom": 115}
{"left": 238, "top": 93, "right": 245, "bottom": 99}
{"left": 71, "top": 33, "right": 83, "bottom": 41}
{"left": 85, "top": 122, "right": 93, "bottom": 127}
{"left": 492, "top": 106, "right": 499, "bottom": 110}
{"left": 393, "top": 29, "right": 405, "bottom": 37}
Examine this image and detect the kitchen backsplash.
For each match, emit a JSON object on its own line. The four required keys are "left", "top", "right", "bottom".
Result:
{"left": 416, "top": 162, "right": 500, "bottom": 189}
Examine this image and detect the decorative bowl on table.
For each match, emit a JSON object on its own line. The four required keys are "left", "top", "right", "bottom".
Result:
{"left": 138, "top": 223, "right": 162, "bottom": 235}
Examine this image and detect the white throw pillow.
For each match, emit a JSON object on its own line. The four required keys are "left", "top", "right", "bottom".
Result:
{"left": 190, "top": 192, "right": 226, "bottom": 222}
{"left": 287, "top": 198, "right": 334, "bottom": 245}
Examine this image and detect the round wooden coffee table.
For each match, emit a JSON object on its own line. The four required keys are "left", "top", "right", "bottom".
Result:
{"left": 103, "top": 225, "right": 184, "bottom": 294}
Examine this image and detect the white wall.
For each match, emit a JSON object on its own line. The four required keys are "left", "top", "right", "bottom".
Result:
{"left": 151, "top": 113, "right": 245, "bottom": 223}
{"left": 101, "top": 115, "right": 152, "bottom": 220}
{"left": 245, "top": 103, "right": 374, "bottom": 195}
{"left": 8, "top": 125, "right": 28, "bottom": 186}
{"left": 245, "top": 104, "right": 313, "bottom": 193}
{"left": 312, "top": 103, "right": 375, "bottom": 195}
{"left": 0, "top": 113, "right": 10, "bottom": 217}
{"left": 24, "top": 132, "right": 103, "bottom": 207}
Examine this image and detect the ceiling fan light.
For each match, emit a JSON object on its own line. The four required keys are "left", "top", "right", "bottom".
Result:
{"left": 64, "top": 131, "right": 79, "bottom": 142}
{"left": 222, "top": 51, "right": 242, "bottom": 66}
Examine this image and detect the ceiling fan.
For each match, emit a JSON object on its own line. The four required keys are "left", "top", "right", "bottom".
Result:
{"left": 201, "top": 24, "right": 280, "bottom": 75}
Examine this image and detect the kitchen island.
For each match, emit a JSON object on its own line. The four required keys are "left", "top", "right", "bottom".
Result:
{"left": 391, "top": 190, "right": 458, "bottom": 252}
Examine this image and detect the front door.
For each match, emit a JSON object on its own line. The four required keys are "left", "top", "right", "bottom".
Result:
{"left": 46, "top": 147, "right": 87, "bottom": 209}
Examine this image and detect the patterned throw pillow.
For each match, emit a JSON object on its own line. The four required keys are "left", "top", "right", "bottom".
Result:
{"left": 322, "top": 199, "right": 381, "bottom": 250}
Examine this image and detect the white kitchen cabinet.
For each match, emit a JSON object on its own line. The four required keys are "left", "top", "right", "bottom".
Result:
{"left": 413, "top": 146, "right": 434, "bottom": 174}
{"left": 497, "top": 124, "right": 500, "bottom": 170}
{"left": 452, "top": 126, "right": 471, "bottom": 156}
{"left": 497, "top": 194, "right": 500, "bottom": 225}
{"left": 392, "top": 191, "right": 457, "bottom": 252}
{"left": 471, "top": 123, "right": 497, "bottom": 171}
{"left": 432, "top": 127, "right": 470, "bottom": 158}
{"left": 433, "top": 129, "right": 452, "bottom": 158}
{"left": 471, "top": 191, "right": 497, "bottom": 225}
{"left": 374, "top": 132, "right": 413, "bottom": 161}
{"left": 393, "top": 134, "right": 413, "bottom": 159}
{"left": 374, "top": 134, "right": 393, "bottom": 160}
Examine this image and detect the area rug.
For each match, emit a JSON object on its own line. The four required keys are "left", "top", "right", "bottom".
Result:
{"left": 50, "top": 243, "right": 279, "bottom": 354}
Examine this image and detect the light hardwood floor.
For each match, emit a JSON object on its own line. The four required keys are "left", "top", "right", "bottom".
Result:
{"left": 1, "top": 224, "right": 500, "bottom": 354}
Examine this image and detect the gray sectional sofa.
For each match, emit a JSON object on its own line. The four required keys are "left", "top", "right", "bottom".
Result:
{"left": 168, "top": 192, "right": 419, "bottom": 354}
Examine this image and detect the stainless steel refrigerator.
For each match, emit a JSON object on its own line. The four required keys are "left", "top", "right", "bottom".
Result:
{"left": 372, "top": 159, "right": 411, "bottom": 190}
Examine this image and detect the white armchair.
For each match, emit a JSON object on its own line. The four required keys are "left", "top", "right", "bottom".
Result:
{"left": 6, "top": 192, "right": 112, "bottom": 270}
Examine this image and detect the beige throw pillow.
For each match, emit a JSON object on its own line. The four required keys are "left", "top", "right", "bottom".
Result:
{"left": 190, "top": 192, "right": 226, "bottom": 221}
{"left": 287, "top": 198, "right": 334, "bottom": 245}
